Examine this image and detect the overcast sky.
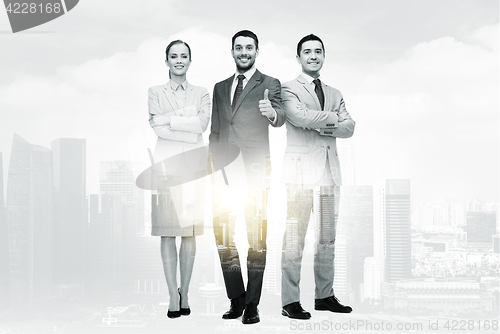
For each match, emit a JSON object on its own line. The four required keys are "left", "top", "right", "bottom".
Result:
{"left": 0, "top": 0, "right": 498, "bottom": 202}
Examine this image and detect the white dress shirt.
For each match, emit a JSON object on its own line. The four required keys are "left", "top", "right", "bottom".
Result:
{"left": 230, "top": 67, "right": 276, "bottom": 122}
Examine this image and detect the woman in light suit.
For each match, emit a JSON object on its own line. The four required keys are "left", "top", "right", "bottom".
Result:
{"left": 148, "top": 40, "right": 210, "bottom": 318}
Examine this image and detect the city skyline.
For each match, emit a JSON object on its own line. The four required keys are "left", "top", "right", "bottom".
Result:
{"left": 0, "top": 132, "right": 497, "bottom": 333}
{"left": 0, "top": 0, "right": 498, "bottom": 332}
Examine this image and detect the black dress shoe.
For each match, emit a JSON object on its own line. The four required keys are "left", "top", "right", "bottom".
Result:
{"left": 282, "top": 302, "right": 311, "bottom": 319}
{"left": 314, "top": 296, "right": 352, "bottom": 313}
{"left": 178, "top": 288, "right": 191, "bottom": 316}
{"left": 242, "top": 303, "right": 259, "bottom": 324}
{"left": 167, "top": 310, "right": 181, "bottom": 318}
{"left": 222, "top": 293, "right": 246, "bottom": 319}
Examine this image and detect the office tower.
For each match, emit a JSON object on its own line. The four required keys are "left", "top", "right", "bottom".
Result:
{"left": 373, "top": 182, "right": 386, "bottom": 258}
{"left": 312, "top": 186, "right": 352, "bottom": 298}
{"left": 333, "top": 228, "right": 351, "bottom": 298}
{"left": 99, "top": 161, "right": 144, "bottom": 300}
{"left": 465, "top": 211, "right": 496, "bottom": 243}
{"left": 51, "top": 138, "right": 86, "bottom": 296}
{"left": 445, "top": 200, "right": 466, "bottom": 227}
{"left": 467, "top": 198, "right": 482, "bottom": 211}
{"left": 363, "top": 257, "right": 384, "bottom": 300}
{"left": 133, "top": 235, "right": 165, "bottom": 303}
{"left": 336, "top": 137, "right": 356, "bottom": 186}
{"left": 261, "top": 158, "right": 279, "bottom": 294}
{"left": 411, "top": 201, "right": 433, "bottom": 227}
{"left": 0, "top": 153, "right": 11, "bottom": 310}
{"left": 384, "top": 179, "right": 411, "bottom": 282}
{"left": 100, "top": 161, "right": 145, "bottom": 234}
{"left": 340, "top": 186, "right": 373, "bottom": 299}
{"left": 316, "top": 186, "right": 336, "bottom": 244}
{"left": 7, "top": 134, "right": 53, "bottom": 307}
{"left": 86, "top": 193, "right": 124, "bottom": 303}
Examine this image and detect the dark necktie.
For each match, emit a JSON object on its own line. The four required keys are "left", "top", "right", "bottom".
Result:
{"left": 232, "top": 74, "right": 245, "bottom": 111}
{"left": 313, "top": 78, "right": 325, "bottom": 110}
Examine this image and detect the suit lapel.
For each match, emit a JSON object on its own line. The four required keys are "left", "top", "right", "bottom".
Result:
{"left": 162, "top": 83, "right": 179, "bottom": 111}
{"left": 232, "top": 70, "right": 262, "bottom": 117}
{"left": 221, "top": 75, "right": 233, "bottom": 118}
{"left": 297, "top": 75, "right": 321, "bottom": 111}
{"left": 184, "top": 81, "right": 195, "bottom": 107}
{"left": 322, "top": 81, "right": 330, "bottom": 111}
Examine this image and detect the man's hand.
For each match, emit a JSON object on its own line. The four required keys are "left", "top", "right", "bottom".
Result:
{"left": 297, "top": 102, "right": 307, "bottom": 111}
{"left": 259, "top": 89, "right": 275, "bottom": 119}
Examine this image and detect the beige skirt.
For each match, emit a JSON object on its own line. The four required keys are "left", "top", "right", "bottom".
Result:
{"left": 151, "top": 176, "right": 205, "bottom": 236}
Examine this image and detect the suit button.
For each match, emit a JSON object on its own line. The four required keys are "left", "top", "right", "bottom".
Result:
{"left": 327, "top": 146, "right": 330, "bottom": 150}
{"left": 230, "top": 122, "right": 234, "bottom": 125}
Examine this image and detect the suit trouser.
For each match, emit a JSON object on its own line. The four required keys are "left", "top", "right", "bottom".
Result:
{"left": 281, "top": 185, "right": 340, "bottom": 306}
{"left": 213, "top": 184, "right": 267, "bottom": 306}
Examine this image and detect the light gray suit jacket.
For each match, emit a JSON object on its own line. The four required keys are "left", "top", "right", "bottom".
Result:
{"left": 280, "top": 75, "right": 355, "bottom": 186}
{"left": 148, "top": 81, "right": 210, "bottom": 165}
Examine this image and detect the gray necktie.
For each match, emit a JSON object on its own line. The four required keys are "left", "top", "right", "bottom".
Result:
{"left": 232, "top": 74, "right": 245, "bottom": 111}
{"left": 313, "top": 78, "right": 325, "bottom": 110}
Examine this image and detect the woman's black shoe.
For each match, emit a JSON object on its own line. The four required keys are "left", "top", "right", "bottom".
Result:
{"left": 179, "top": 288, "right": 191, "bottom": 316}
{"left": 167, "top": 310, "right": 181, "bottom": 318}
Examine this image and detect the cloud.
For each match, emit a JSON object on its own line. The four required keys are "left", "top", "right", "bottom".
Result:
{"left": 0, "top": 28, "right": 234, "bottom": 192}
{"left": 0, "top": 24, "right": 497, "bottom": 200}
{"left": 350, "top": 24, "right": 498, "bottom": 200}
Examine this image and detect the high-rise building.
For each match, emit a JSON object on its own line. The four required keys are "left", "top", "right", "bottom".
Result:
{"left": 363, "top": 257, "right": 384, "bottom": 300}
{"left": 6, "top": 134, "right": 53, "bottom": 307}
{"left": 100, "top": 161, "right": 145, "bottom": 234}
{"left": 465, "top": 211, "right": 496, "bottom": 244}
{"left": 51, "top": 138, "right": 86, "bottom": 296}
{"left": 0, "top": 153, "right": 11, "bottom": 310}
{"left": 445, "top": 200, "right": 466, "bottom": 227}
{"left": 333, "top": 228, "right": 351, "bottom": 298}
{"left": 86, "top": 193, "right": 124, "bottom": 303}
{"left": 133, "top": 235, "right": 164, "bottom": 302}
{"left": 99, "top": 161, "right": 145, "bottom": 300}
{"left": 340, "top": 185, "right": 373, "bottom": 299}
{"left": 336, "top": 137, "right": 356, "bottom": 186}
{"left": 467, "top": 198, "right": 483, "bottom": 211}
{"left": 384, "top": 179, "right": 411, "bottom": 283}
{"left": 373, "top": 182, "right": 386, "bottom": 258}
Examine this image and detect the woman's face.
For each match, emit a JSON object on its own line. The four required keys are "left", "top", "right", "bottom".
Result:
{"left": 165, "top": 43, "right": 191, "bottom": 77}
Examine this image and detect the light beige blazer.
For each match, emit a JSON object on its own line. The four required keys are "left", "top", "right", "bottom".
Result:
{"left": 280, "top": 75, "right": 355, "bottom": 186}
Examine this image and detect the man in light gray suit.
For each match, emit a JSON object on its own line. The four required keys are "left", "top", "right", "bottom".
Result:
{"left": 280, "top": 34, "right": 355, "bottom": 320}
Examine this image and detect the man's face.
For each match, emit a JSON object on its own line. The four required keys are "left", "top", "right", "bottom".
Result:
{"left": 232, "top": 36, "right": 258, "bottom": 72}
{"left": 297, "top": 40, "right": 324, "bottom": 77}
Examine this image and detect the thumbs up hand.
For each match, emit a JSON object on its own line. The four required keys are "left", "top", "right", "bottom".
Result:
{"left": 263, "top": 89, "right": 269, "bottom": 101}
{"left": 259, "top": 89, "right": 275, "bottom": 119}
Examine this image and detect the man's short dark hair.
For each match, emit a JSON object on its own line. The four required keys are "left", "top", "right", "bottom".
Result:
{"left": 297, "top": 34, "right": 325, "bottom": 56}
{"left": 232, "top": 30, "right": 259, "bottom": 50}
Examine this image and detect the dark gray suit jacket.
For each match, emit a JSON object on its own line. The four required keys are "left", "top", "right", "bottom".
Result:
{"left": 209, "top": 69, "right": 285, "bottom": 179}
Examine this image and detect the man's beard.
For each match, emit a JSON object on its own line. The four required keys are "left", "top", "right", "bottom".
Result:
{"left": 236, "top": 58, "right": 255, "bottom": 72}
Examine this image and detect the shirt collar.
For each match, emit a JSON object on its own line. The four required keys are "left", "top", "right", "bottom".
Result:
{"left": 168, "top": 80, "right": 188, "bottom": 91}
{"left": 234, "top": 67, "right": 257, "bottom": 82}
{"left": 300, "top": 72, "right": 320, "bottom": 85}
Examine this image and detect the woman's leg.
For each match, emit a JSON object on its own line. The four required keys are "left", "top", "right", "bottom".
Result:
{"left": 179, "top": 236, "right": 196, "bottom": 308}
{"left": 161, "top": 236, "right": 179, "bottom": 311}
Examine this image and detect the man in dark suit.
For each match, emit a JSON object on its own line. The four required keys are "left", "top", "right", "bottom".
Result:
{"left": 280, "top": 34, "right": 355, "bottom": 320}
{"left": 209, "top": 30, "right": 285, "bottom": 324}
